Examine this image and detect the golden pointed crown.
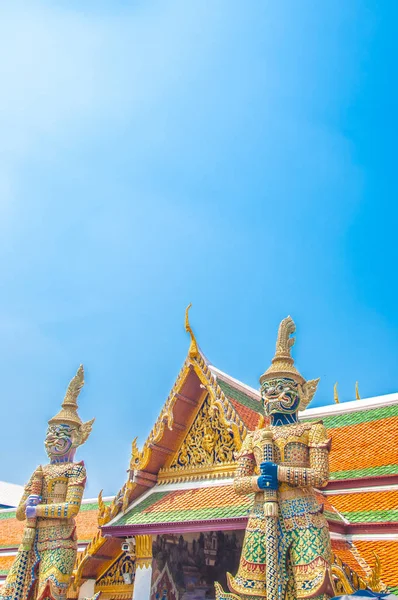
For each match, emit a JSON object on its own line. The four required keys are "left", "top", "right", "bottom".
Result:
{"left": 260, "top": 316, "right": 319, "bottom": 410}
{"left": 260, "top": 316, "right": 305, "bottom": 384}
{"left": 48, "top": 365, "right": 94, "bottom": 444}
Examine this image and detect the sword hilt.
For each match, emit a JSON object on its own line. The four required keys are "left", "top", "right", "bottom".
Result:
{"left": 26, "top": 466, "right": 43, "bottom": 529}
{"left": 260, "top": 429, "right": 278, "bottom": 507}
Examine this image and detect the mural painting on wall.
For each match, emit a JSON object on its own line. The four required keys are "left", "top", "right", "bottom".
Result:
{"left": 151, "top": 532, "right": 244, "bottom": 599}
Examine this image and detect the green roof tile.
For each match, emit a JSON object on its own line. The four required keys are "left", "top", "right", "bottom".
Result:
{"left": 112, "top": 490, "right": 251, "bottom": 527}
{"left": 343, "top": 508, "right": 398, "bottom": 523}
{"left": 0, "top": 511, "right": 16, "bottom": 521}
{"left": 79, "top": 501, "right": 109, "bottom": 512}
{"left": 323, "top": 509, "right": 344, "bottom": 523}
{"left": 330, "top": 464, "right": 398, "bottom": 480}
{"left": 217, "top": 379, "right": 262, "bottom": 414}
{"left": 303, "top": 403, "right": 398, "bottom": 430}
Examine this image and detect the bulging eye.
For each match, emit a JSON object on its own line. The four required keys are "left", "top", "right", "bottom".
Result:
{"left": 277, "top": 384, "right": 284, "bottom": 392}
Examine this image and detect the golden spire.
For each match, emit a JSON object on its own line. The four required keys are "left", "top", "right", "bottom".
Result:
{"left": 334, "top": 382, "right": 340, "bottom": 404}
{"left": 260, "top": 316, "right": 305, "bottom": 384}
{"left": 185, "top": 303, "right": 199, "bottom": 358}
{"left": 48, "top": 365, "right": 94, "bottom": 445}
{"left": 49, "top": 365, "right": 85, "bottom": 427}
{"left": 259, "top": 316, "right": 319, "bottom": 411}
{"left": 355, "top": 381, "right": 361, "bottom": 400}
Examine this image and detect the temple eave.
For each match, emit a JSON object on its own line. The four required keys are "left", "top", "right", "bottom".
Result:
{"left": 102, "top": 516, "right": 249, "bottom": 537}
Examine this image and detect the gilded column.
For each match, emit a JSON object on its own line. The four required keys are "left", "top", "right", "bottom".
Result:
{"left": 132, "top": 535, "right": 153, "bottom": 600}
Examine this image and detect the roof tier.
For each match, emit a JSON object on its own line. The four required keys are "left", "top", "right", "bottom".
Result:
{"left": 327, "top": 489, "right": 398, "bottom": 524}
{"left": 105, "top": 483, "right": 345, "bottom": 533}
{"left": 354, "top": 540, "right": 398, "bottom": 593}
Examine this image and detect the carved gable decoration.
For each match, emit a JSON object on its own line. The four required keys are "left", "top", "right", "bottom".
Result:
{"left": 96, "top": 553, "right": 135, "bottom": 590}
{"left": 169, "top": 396, "right": 237, "bottom": 469}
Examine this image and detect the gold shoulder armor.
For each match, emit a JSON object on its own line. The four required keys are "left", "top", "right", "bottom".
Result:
{"left": 308, "top": 421, "right": 331, "bottom": 449}
{"left": 234, "top": 431, "right": 254, "bottom": 459}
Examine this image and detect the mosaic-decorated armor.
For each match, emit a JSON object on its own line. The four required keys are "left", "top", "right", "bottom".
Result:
{"left": 0, "top": 366, "right": 94, "bottom": 600}
{"left": 229, "top": 420, "right": 333, "bottom": 599}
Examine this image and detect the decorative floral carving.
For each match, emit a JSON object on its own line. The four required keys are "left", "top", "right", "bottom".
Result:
{"left": 96, "top": 553, "right": 135, "bottom": 588}
{"left": 170, "top": 396, "right": 236, "bottom": 469}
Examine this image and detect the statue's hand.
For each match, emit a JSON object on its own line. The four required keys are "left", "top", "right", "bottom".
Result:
{"left": 258, "top": 462, "right": 278, "bottom": 490}
{"left": 26, "top": 495, "right": 41, "bottom": 507}
{"left": 25, "top": 505, "right": 37, "bottom": 518}
{"left": 25, "top": 495, "right": 41, "bottom": 518}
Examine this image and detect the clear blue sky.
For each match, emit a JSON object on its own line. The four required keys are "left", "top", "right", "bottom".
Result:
{"left": 1, "top": 1, "right": 397, "bottom": 497}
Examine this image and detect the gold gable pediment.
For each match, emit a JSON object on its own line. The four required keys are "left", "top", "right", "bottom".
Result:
{"left": 159, "top": 395, "right": 238, "bottom": 483}
{"left": 94, "top": 552, "right": 135, "bottom": 599}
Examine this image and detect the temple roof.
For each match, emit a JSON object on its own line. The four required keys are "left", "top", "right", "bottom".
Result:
{"left": 353, "top": 541, "right": 398, "bottom": 594}
{"left": 326, "top": 488, "right": 398, "bottom": 524}
{"left": 95, "top": 314, "right": 398, "bottom": 591}
{"left": 320, "top": 403, "right": 398, "bottom": 482}
{"left": 103, "top": 481, "right": 345, "bottom": 534}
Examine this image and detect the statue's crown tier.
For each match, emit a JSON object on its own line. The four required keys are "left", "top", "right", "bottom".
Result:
{"left": 48, "top": 365, "right": 94, "bottom": 447}
{"left": 259, "top": 316, "right": 305, "bottom": 385}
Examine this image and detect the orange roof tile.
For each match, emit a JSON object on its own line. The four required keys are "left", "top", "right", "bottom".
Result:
{"left": 113, "top": 484, "right": 346, "bottom": 528}
{"left": 331, "top": 539, "right": 368, "bottom": 578}
{"left": 328, "top": 417, "right": 398, "bottom": 476}
{"left": 145, "top": 485, "right": 251, "bottom": 513}
{"left": 0, "top": 507, "right": 99, "bottom": 549}
{"left": 75, "top": 508, "right": 100, "bottom": 541}
{"left": 229, "top": 398, "right": 263, "bottom": 430}
{"left": 314, "top": 492, "right": 345, "bottom": 522}
{"left": 354, "top": 540, "right": 398, "bottom": 590}
{"left": 0, "top": 554, "right": 18, "bottom": 574}
{"left": 0, "top": 515, "right": 25, "bottom": 547}
{"left": 329, "top": 490, "right": 398, "bottom": 516}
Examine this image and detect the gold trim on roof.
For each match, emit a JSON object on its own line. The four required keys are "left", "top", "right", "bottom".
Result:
{"left": 101, "top": 306, "right": 248, "bottom": 524}
{"left": 72, "top": 530, "right": 106, "bottom": 590}
{"left": 158, "top": 461, "right": 237, "bottom": 484}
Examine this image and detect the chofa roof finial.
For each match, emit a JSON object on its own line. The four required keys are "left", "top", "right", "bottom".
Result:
{"left": 185, "top": 304, "right": 199, "bottom": 358}
{"left": 334, "top": 382, "right": 340, "bottom": 404}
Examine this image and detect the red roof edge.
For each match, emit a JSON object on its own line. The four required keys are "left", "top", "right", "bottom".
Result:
{"left": 326, "top": 474, "right": 398, "bottom": 491}
{"left": 345, "top": 522, "right": 398, "bottom": 535}
{"left": 102, "top": 517, "right": 249, "bottom": 538}
{"left": 102, "top": 515, "right": 398, "bottom": 539}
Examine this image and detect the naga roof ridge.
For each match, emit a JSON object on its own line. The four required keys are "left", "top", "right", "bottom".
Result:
{"left": 208, "top": 365, "right": 261, "bottom": 400}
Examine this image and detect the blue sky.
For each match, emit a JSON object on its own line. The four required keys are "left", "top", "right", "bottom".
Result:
{"left": 1, "top": 1, "right": 397, "bottom": 497}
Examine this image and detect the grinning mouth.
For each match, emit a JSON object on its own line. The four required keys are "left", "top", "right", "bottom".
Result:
{"left": 45, "top": 436, "right": 70, "bottom": 454}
